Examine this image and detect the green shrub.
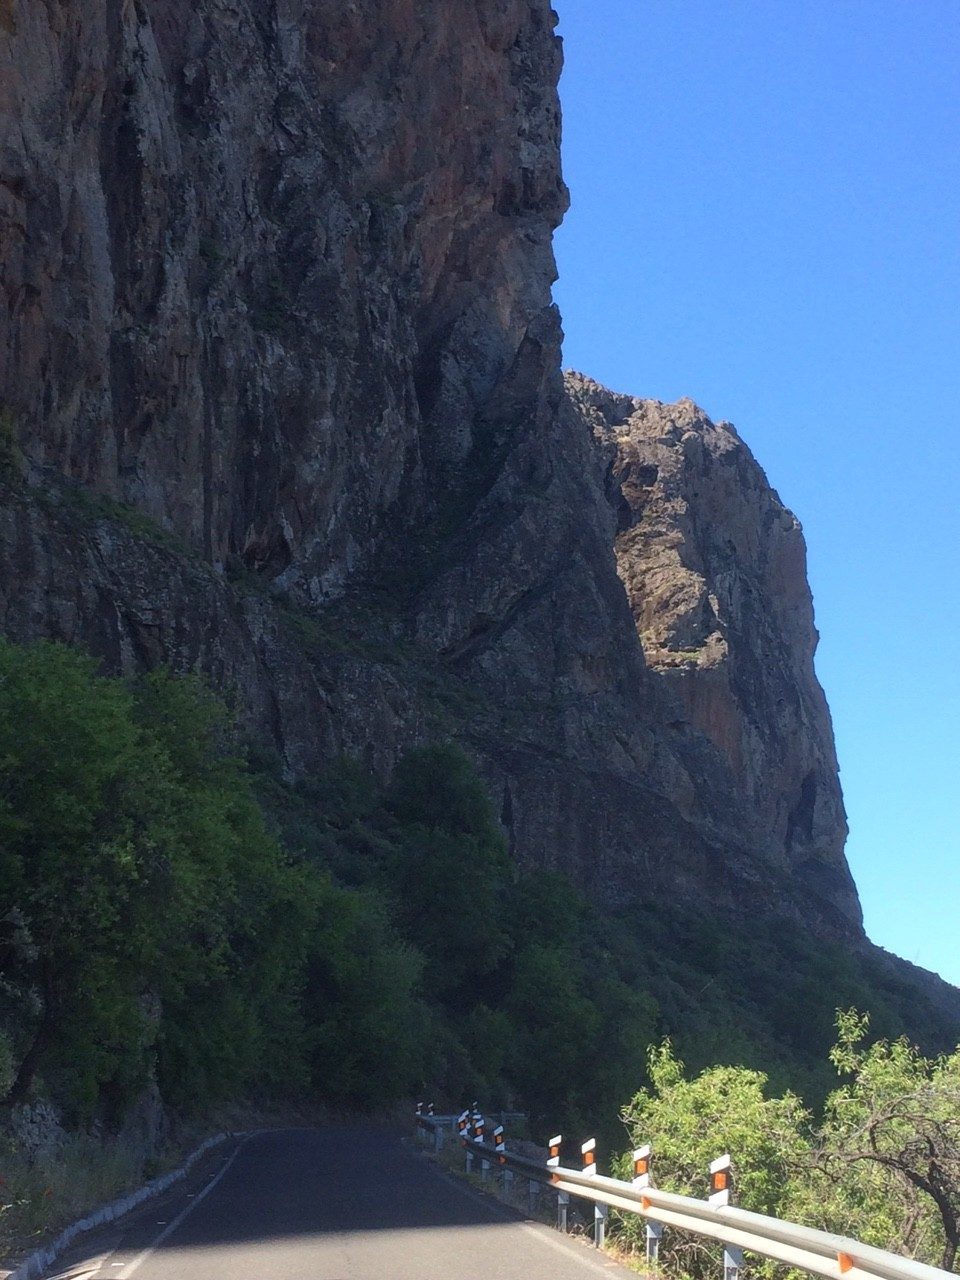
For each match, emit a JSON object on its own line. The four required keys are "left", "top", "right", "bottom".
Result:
{"left": 0, "top": 644, "right": 315, "bottom": 1118}
{"left": 615, "top": 1020, "right": 960, "bottom": 1276}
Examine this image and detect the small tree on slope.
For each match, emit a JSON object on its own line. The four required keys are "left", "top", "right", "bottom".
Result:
{"left": 815, "top": 1010, "right": 960, "bottom": 1272}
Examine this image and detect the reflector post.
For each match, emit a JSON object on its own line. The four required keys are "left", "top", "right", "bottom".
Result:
{"left": 709, "top": 1153, "right": 733, "bottom": 1207}
{"left": 633, "top": 1143, "right": 651, "bottom": 1189}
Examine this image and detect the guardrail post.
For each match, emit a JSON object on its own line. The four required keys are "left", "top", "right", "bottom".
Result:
{"left": 724, "top": 1246, "right": 744, "bottom": 1280}
{"left": 557, "top": 1191, "right": 569, "bottom": 1233}
{"left": 633, "top": 1144, "right": 662, "bottom": 1260}
{"left": 709, "top": 1154, "right": 741, "bottom": 1280}
{"left": 582, "top": 1138, "right": 607, "bottom": 1248}
{"left": 547, "top": 1135, "right": 567, "bottom": 1231}
{"left": 709, "top": 1154, "right": 733, "bottom": 1207}
{"left": 633, "top": 1144, "right": 651, "bottom": 1190}
{"left": 475, "top": 1116, "right": 489, "bottom": 1181}
{"left": 464, "top": 1113, "right": 475, "bottom": 1174}
{"left": 528, "top": 1178, "right": 539, "bottom": 1214}
{"left": 646, "top": 1220, "right": 664, "bottom": 1262}
{"left": 494, "top": 1125, "right": 514, "bottom": 1199}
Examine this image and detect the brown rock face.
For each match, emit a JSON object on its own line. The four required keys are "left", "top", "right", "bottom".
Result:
{"left": 567, "top": 373, "right": 857, "bottom": 924}
{"left": 0, "top": 0, "right": 566, "bottom": 595}
{"left": 3, "top": 0, "right": 957, "bottom": 1030}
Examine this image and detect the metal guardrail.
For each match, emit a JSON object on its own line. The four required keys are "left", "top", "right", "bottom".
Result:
{"left": 414, "top": 1108, "right": 951, "bottom": 1280}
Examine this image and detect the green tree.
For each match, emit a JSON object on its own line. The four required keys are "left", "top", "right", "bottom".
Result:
{"left": 0, "top": 641, "right": 155, "bottom": 1112}
{"left": 382, "top": 745, "right": 514, "bottom": 1007}
{"left": 0, "top": 644, "right": 315, "bottom": 1116}
{"left": 302, "top": 877, "right": 433, "bottom": 1108}
{"left": 813, "top": 1010, "right": 960, "bottom": 1271}
{"left": 617, "top": 1040, "right": 811, "bottom": 1275}
{"left": 503, "top": 941, "right": 602, "bottom": 1130}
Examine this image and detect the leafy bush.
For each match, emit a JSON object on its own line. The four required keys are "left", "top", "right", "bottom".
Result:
{"left": 616, "top": 1018, "right": 960, "bottom": 1275}
{"left": 0, "top": 643, "right": 314, "bottom": 1118}
{"left": 616, "top": 1040, "right": 810, "bottom": 1273}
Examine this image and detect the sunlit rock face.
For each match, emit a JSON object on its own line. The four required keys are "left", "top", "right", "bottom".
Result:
{"left": 568, "top": 372, "right": 858, "bottom": 927}
{"left": 0, "top": 0, "right": 916, "bottom": 962}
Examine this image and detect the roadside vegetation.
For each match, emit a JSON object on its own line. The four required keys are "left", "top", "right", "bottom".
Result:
{"left": 0, "top": 639, "right": 654, "bottom": 1248}
{"left": 612, "top": 1017, "right": 960, "bottom": 1273}
{"left": 1, "top": 638, "right": 957, "bottom": 1270}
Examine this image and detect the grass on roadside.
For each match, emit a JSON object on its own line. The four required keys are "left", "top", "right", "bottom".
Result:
{"left": 0, "top": 1131, "right": 155, "bottom": 1263}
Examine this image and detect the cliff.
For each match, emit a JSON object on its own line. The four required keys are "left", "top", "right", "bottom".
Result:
{"left": 568, "top": 372, "right": 858, "bottom": 927}
{"left": 1, "top": 0, "right": 957, "bottom": 1040}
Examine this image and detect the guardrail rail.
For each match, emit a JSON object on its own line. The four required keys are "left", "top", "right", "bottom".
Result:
{"left": 414, "top": 1104, "right": 951, "bottom": 1280}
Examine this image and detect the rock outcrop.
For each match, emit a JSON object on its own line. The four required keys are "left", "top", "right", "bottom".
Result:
{"left": 1, "top": 0, "right": 956, "bottom": 1027}
{"left": 568, "top": 372, "right": 858, "bottom": 927}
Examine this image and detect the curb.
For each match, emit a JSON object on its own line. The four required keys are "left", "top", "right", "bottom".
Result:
{"left": 2, "top": 1132, "right": 229, "bottom": 1280}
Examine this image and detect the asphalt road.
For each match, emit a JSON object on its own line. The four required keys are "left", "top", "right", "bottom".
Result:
{"left": 45, "top": 1126, "right": 633, "bottom": 1280}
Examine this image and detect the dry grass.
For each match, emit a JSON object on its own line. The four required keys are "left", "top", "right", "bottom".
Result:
{"left": 0, "top": 1132, "right": 152, "bottom": 1263}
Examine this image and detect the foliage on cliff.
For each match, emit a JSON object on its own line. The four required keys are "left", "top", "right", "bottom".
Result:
{"left": 615, "top": 1017, "right": 960, "bottom": 1274}
{"left": 0, "top": 641, "right": 313, "bottom": 1117}
{"left": 0, "top": 641, "right": 655, "bottom": 1131}
{"left": 252, "top": 741, "right": 659, "bottom": 1129}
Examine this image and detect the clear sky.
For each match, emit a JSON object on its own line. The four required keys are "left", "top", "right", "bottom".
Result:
{"left": 553, "top": 0, "right": 960, "bottom": 988}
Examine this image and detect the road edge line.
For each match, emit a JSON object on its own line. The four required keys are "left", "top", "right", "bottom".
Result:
{"left": 116, "top": 1136, "right": 249, "bottom": 1278}
{"left": 3, "top": 1133, "right": 230, "bottom": 1280}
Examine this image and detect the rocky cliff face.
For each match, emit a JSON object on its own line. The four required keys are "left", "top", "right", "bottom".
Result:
{"left": 0, "top": 0, "right": 565, "bottom": 595}
{"left": 567, "top": 373, "right": 857, "bottom": 926}
{"left": 0, "top": 0, "right": 955, "bottom": 1018}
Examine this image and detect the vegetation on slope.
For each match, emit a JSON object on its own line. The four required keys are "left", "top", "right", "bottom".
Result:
{"left": 1, "top": 638, "right": 957, "bottom": 1269}
{"left": 0, "top": 641, "right": 312, "bottom": 1119}
{"left": 614, "top": 1015, "right": 960, "bottom": 1272}
{"left": 0, "top": 640, "right": 655, "bottom": 1133}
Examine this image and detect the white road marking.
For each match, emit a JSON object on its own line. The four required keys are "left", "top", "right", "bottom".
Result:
{"left": 115, "top": 1141, "right": 246, "bottom": 1279}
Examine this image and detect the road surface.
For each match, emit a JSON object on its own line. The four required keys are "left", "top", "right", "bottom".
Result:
{"left": 43, "top": 1126, "right": 633, "bottom": 1279}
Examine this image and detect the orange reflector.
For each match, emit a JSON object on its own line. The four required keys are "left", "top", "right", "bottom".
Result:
{"left": 712, "top": 1171, "right": 728, "bottom": 1191}
{"left": 585, "top": 1151, "right": 595, "bottom": 1165}
{"left": 839, "top": 1254, "right": 855, "bottom": 1274}
{"left": 641, "top": 1196, "right": 652, "bottom": 1211}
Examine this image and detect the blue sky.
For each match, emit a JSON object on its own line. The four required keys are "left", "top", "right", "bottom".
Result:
{"left": 553, "top": 0, "right": 960, "bottom": 988}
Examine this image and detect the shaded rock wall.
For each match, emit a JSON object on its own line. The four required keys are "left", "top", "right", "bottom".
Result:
{"left": 0, "top": 0, "right": 566, "bottom": 598}
{"left": 1, "top": 0, "right": 949, "bottom": 1002}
